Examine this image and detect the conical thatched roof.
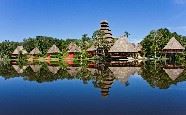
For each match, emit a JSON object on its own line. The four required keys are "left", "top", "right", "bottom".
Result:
{"left": 47, "top": 45, "right": 60, "bottom": 54}
{"left": 47, "top": 66, "right": 60, "bottom": 74}
{"left": 109, "top": 67, "right": 139, "bottom": 83}
{"left": 86, "top": 45, "right": 97, "bottom": 51}
{"left": 12, "top": 65, "right": 28, "bottom": 74}
{"left": 67, "top": 43, "right": 81, "bottom": 52}
{"left": 12, "top": 46, "right": 28, "bottom": 55}
{"left": 163, "top": 68, "right": 184, "bottom": 81}
{"left": 108, "top": 37, "right": 138, "bottom": 52}
{"left": 29, "top": 47, "right": 41, "bottom": 55}
{"left": 30, "top": 65, "right": 42, "bottom": 73}
{"left": 163, "top": 37, "right": 185, "bottom": 50}
{"left": 136, "top": 43, "right": 142, "bottom": 52}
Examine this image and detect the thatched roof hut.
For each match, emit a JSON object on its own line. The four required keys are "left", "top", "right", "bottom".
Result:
{"left": 47, "top": 66, "right": 60, "bottom": 74}
{"left": 108, "top": 37, "right": 139, "bottom": 53}
{"left": 29, "top": 47, "right": 41, "bottom": 55}
{"left": 136, "top": 43, "right": 142, "bottom": 52}
{"left": 109, "top": 67, "right": 139, "bottom": 83}
{"left": 163, "top": 37, "right": 185, "bottom": 53}
{"left": 47, "top": 45, "right": 60, "bottom": 54}
{"left": 12, "top": 65, "right": 28, "bottom": 74}
{"left": 12, "top": 46, "right": 28, "bottom": 55}
{"left": 163, "top": 68, "right": 184, "bottom": 81}
{"left": 86, "top": 45, "right": 97, "bottom": 52}
{"left": 30, "top": 65, "right": 42, "bottom": 73}
{"left": 67, "top": 43, "right": 81, "bottom": 53}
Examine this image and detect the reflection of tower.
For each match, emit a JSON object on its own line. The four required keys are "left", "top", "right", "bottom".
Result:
{"left": 100, "top": 20, "right": 114, "bottom": 46}
{"left": 100, "top": 76, "right": 114, "bottom": 97}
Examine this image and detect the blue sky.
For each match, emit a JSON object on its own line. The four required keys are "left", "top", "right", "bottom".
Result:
{"left": 0, "top": 0, "right": 186, "bottom": 43}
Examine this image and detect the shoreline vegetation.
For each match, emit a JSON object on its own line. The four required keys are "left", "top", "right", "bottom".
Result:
{"left": 0, "top": 21, "right": 186, "bottom": 64}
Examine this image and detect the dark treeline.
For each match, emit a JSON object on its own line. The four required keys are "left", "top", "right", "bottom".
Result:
{"left": 1, "top": 28, "right": 186, "bottom": 59}
{"left": 0, "top": 34, "right": 92, "bottom": 58}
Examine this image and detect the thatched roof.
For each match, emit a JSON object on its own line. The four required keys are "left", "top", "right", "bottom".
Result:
{"left": 109, "top": 37, "right": 138, "bottom": 53}
{"left": 163, "top": 37, "right": 185, "bottom": 50}
{"left": 86, "top": 45, "right": 97, "bottom": 51}
{"left": 163, "top": 68, "right": 184, "bottom": 81}
{"left": 30, "top": 65, "right": 42, "bottom": 73}
{"left": 12, "top": 46, "right": 28, "bottom": 55}
{"left": 47, "top": 45, "right": 60, "bottom": 54}
{"left": 29, "top": 47, "right": 41, "bottom": 55}
{"left": 109, "top": 67, "right": 139, "bottom": 83}
{"left": 12, "top": 65, "right": 28, "bottom": 74}
{"left": 67, "top": 43, "right": 81, "bottom": 52}
{"left": 67, "top": 67, "right": 81, "bottom": 76}
{"left": 47, "top": 66, "right": 60, "bottom": 74}
{"left": 136, "top": 43, "right": 142, "bottom": 52}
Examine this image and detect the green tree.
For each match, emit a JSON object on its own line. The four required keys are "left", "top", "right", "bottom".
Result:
{"left": 140, "top": 28, "right": 186, "bottom": 58}
{"left": 92, "top": 30, "right": 110, "bottom": 58}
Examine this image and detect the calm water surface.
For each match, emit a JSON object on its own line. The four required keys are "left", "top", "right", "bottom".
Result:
{"left": 0, "top": 61, "right": 186, "bottom": 115}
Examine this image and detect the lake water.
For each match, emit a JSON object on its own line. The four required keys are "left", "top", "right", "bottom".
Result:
{"left": 0, "top": 61, "right": 186, "bottom": 115}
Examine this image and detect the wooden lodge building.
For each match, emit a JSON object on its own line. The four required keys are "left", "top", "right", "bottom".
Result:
{"left": 11, "top": 46, "right": 28, "bottom": 61}
{"left": 162, "top": 37, "right": 185, "bottom": 57}
{"left": 47, "top": 45, "right": 60, "bottom": 58}
{"left": 67, "top": 42, "right": 81, "bottom": 58}
{"left": 29, "top": 47, "right": 41, "bottom": 56}
{"left": 86, "top": 20, "right": 142, "bottom": 60}
{"left": 86, "top": 45, "right": 97, "bottom": 57}
{"left": 108, "top": 36, "right": 142, "bottom": 60}
{"left": 29, "top": 47, "right": 42, "bottom": 61}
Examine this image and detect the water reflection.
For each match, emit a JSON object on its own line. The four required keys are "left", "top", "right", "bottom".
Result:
{"left": 0, "top": 61, "right": 186, "bottom": 96}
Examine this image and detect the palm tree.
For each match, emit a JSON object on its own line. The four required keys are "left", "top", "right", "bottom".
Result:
{"left": 124, "top": 31, "right": 130, "bottom": 38}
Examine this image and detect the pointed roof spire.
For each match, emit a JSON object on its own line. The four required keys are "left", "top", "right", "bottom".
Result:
{"left": 29, "top": 47, "right": 41, "bottom": 55}
{"left": 47, "top": 45, "right": 60, "bottom": 54}
{"left": 163, "top": 37, "right": 185, "bottom": 50}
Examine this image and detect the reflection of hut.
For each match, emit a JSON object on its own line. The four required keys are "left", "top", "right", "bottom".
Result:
{"left": 87, "top": 68, "right": 98, "bottom": 76}
{"left": 163, "top": 68, "right": 184, "bottom": 81}
{"left": 12, "top": 65, "right": 28, "bottom": 74}
{"left": 67, "top": 43, "right": 81, "bottom": 58}
{"left": 100, "top": 20, "right": 114, "bottom": 46}
{"left": 67, "top": 67, "right": 81, "bottom": 77}
{"left": 29, "top": 48, "right": 41, "bottom": 61}
{"left": 108, "top": 36, "right": 141, "bottom": 59}
{"left": 11, "top": 46, "right": 28, "bottom": 59}
{"left": 162, "top": 37, "right": 185, "bottom": 58}
{"left": 30, "top": 65, "right": 42, "bottom": 73}
{"left": 109, "top": 67, "right": 139, "bottom": 84}
{"left": 47, "top": 45, "right": 60, "bottom": 58}
{"left": 47, "top": 66, "right": 60, "bottom": 74}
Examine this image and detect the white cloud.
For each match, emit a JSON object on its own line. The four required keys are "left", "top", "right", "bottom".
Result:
{"left": 174, "top": 0, "right": 186, "bottom": 4}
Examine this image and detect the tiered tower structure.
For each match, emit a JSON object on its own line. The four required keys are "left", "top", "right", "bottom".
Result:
{"left": 100, "top": 20, "right": 114, "bottom": 46}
